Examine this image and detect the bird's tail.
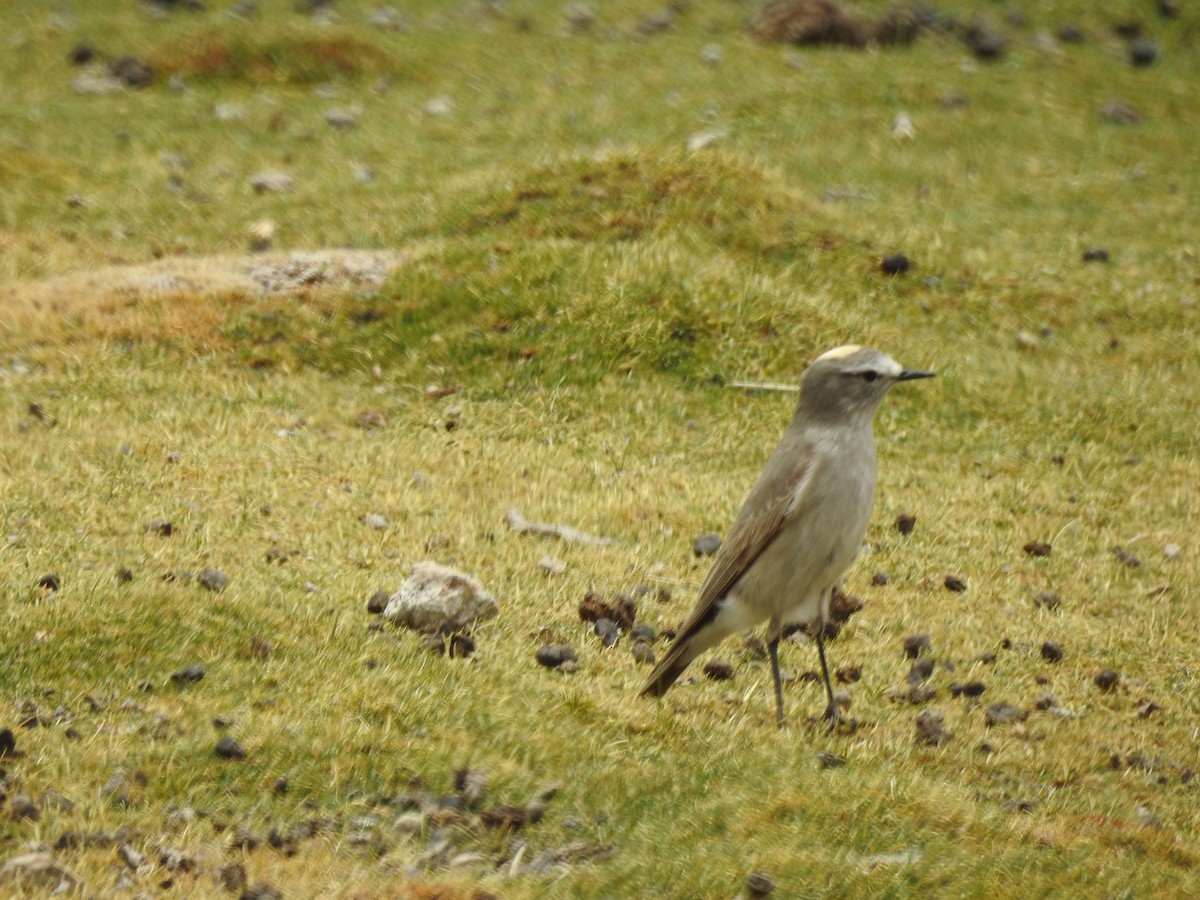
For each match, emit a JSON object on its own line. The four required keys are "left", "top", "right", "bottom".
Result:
{"left": 640, "top": 620, "right": 724, "bottom": 698}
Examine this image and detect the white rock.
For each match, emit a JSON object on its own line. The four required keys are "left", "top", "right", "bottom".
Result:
{"left": 249, "top": 170, "right": 294, "bottom": 194}
{"left": 892, "top": 111, "right": 916, "bottom": 142}
{"left": 384, "top": 561, "right": 498, "bottom": 632}
{"left": 687, "top": 127, "right": 725, "bottom": 152}
{"left": 1163, "top": 543, "right": 1181, "bottom": 560}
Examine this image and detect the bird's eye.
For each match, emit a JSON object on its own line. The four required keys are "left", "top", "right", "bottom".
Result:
{"left": 860, "top": 371, "right": 879, "bottom": 382}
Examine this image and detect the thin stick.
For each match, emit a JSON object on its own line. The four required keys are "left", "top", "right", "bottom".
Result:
{"left": 504, "top": 508, "right": 615, "bottom": 547}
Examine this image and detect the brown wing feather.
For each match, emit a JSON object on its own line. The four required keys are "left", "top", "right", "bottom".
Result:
{"left": 669, "top": 452, "right": 814, "bottom": 642}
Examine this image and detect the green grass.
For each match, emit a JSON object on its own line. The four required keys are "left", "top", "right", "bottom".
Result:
{"left": 2, "top": 0, "right": 1199, "bottom": 896}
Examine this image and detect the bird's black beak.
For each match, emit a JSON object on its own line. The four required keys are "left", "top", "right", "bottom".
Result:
{"left": 897, "top": 369, "right": 935, "bottom": 381}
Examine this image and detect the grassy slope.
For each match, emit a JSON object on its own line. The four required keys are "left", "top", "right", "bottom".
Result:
{"left": 2, "top": 1, "right": 1199, "bottom": 896}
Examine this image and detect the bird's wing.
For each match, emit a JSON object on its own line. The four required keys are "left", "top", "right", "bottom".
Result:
{"left": 671, "top": 446, "right": 817, "bottom": 639}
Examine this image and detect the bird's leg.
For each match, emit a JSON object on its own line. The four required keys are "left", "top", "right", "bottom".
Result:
{"left": 815, "top": 626, "right": 840, "bottom": 725}
{"left": 767, "top": 635, "right": 786, "bottom": 728}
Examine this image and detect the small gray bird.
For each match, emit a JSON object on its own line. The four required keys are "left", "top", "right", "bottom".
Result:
{"left": 641, "top": 345, "right": 933, "bottom": 726}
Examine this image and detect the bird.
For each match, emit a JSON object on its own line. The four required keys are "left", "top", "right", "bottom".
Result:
{"left": 641, "top": 345, "right": 934, "bottom": 726}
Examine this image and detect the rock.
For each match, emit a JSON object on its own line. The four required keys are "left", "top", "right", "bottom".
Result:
{"left": 198, "top": 568, "right": 228, "bottom": 592}
{"left": 593, "top": 617, "right": 620, "bottom": 648}
{"left": 1015, "top": 330, "right": 1039, "bottom": 351}
{"left": 816, "top": 751, "right": 845, "bottom": 769}
{"left": 961, "top": 20, "right": 1008, "bottom": 59}
{"left": 1113, "top": 547, "right": 1141, "bottom": 568}
{"left": 117, "top": 843, "right": 145, "bottom": 871}
{"left": 145, "top": 518, "right": 174, "bottom": 536}
{"left": 907, "top": 657, "right": 935, "bottom": 684}
{"left": 1100, "top": 102, "right": 1140, "bottom": 126}
{"left": 949, "top": 680, "right": 986, "bottom": 698}
{"left": 9, "top": 794, "right": 38, "bottom": 821}
{"left": 1023, "top": 540, "right": 1052, "bottom": 557}
{"left": 746, "top": 871, "right": 776, "bottom": 897}
{"left": 902, "top": 633, "right": 931, "bottom": 658}
{"left": 170, "top": 664, "right": 206, "bottom": 686}
{"left": 249, "top": 171, "right": 294, "bottom": 194}
{"left": 73, "top": 65, "right": 124, "bottom": 95}
{"left": 1034, "top": 591, "right": 1061, "bottom": 610}
{"left": 1082, "top": 247, "right": 1111, "bottom": 263}
{"left": 109, "top": 56, "right": 154, "bottom": 87}
{"left": 700, "top": 43, "right": 723, "bottom": 65}
{"left": 1129, "top": 38, "right": 1158, "bottom": 67}
{"left": 218, "top": 862, "right": 247, "bottom": 893}
{"left": 243, "top": 883, "right": 283, "bottom": 900}
{"left": 703, "top": 659, "right": 735, "bottom": 681}
{"left": 364, "top": 513, "right": 388, "bottom": 530}
{"left": 880, "top": 254, "right": 911, "bottom": 276}
{"left": 1040, "top": 641, "right": 1064, "bottom": 662}
{"left": 325, "top": 106, "right": 360, "bottom": 129}
{"left": 872, "top": 571, "right": 889, "bottom": 586}
{"left": 984, "top": 702, "right": 1027, "bottom": 726}
{"left": 366, "top": 590, "right": 389, "bottom": 614}
{"left": 630, "top": 622, "right": 656, "bottom": 643}
{"left": 915, "top": 709, "right": 951, "bottom": 746}
{"left": 943, "top": 575, "right": 967, "bottom": 593}
{"left": 630, "top": 640, "right": 655, "bottom": 666}
{"left": 383, "top": 561, "right": 498, "bottom": 633}
{"left": 894, "top": 513, "right": 916, "bottom": 534}
{"left": 1056, "top": 24, "right": 1086, "bottom": 43}
{"left": 37, "top": 572, "right": 61, "bottom": 591}
{"left": 828, "top": 586, "right": 864, "bottom": 624}
{"left": 538, "top": 555, "right": 566, "bottom": 575}
{"left": 535, "top": 644, "right": 576, "bottom": 669}
{"left": 1163, "top": 543, "right": 1181, "bottom": 560}
{"left": 0, "top": 728, "right": 15, "bottom": 758}
{"left": 693, "top": 533, "right": 722, "bottom": 557}
{"left": 1094, "top": 668, "right": 1120, "bottom": 691}
{"left": 215, "top": 735, "right": 247, "bottom": 760}
{"left": 0, "top": 852, "right": 80, "bottom": 890}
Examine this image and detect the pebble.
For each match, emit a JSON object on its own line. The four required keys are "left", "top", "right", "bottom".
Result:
{"left": 1082, "top": 247, "right": 1111, "bottom": 263}
{"left": 1023, "top": 540, "right": 1052, "bottom": 557}
{"left": 630, "top": 622, "right": 656, "bottom": 643}
{"left": 364, "top": 513, "right": 388, "bottom": 530}
{"left": 944, "top": 575, "right": 968, "bottom": 592}
{"left": 872, "top": 571, "right": 890, "bottom": 586}
{"left": 1113, "top": 547, "right": 1141, "bottom": 568}
{"left": 1163, "top": 543, "right": 1181, "bottom": 560}
{"left": 949, "top": 680, "right": 986, "bottom": 698}
{"left": 693, "top": 533, "right": 722, "bottom": 557}
{"left": 249, "top": 171, "right": 294, "bottom": 194}
{"left": 984, "top": 702, "right": 1027, "bottom": 726}
{"left": 1034, "top": 591, "right": 1061, "bottom": 610}
{"left": 915, "top": 709, "right": 951, "bottom": 746}
{"left": 630, "top": 641, "right": 655, "bottom": 666}
{"left": 902, "top": 633, "right": 931, "bottom": 658}
{"left": 198, "top": 568, "right": 228, "bottom": 592}
{"left": 702, "top": 659, "right": 735, "bottom": 681}
{"left": 325, "top": 106, "right": 360, "bottom": 129}
{"left": 746, "top": 871, "right": 775, "bottom": 897}
{"left": 907, "top": 658, "right": 935, "bottom": 684}
{"left": 170, "top": 664, "right": 206, "bottom": 686}
{"left": 538, "top": 555, "right": 566, "bottom": 575}
{"left": 535, "top": 643, "right": 576, "bottom": 669}
{"left": 145, "top": 519, "right": 173, "bottom": 538}
{"left": 1100, "top": 102, "right": 1140, "bottom": 126}
{"left": 881, "top": 254, "right": 911, "bottom": 276}
{"left": 894, "top": 513, "right": 916, "bottom": 535}
{"left": 593, "top": 617, "right": 620, "bottom": 648}
{"left": 214, "top": 735, "right": 247, "bottom": 760}
{"left": 37, "top": 573, "right": 61, "bottom": 592}
{"left": 1094, "top": 668, "right": 1120, "bottom": 691}
{"left": 0, "top": 728, "right": 15, "bottom": 757}
{"left": 1129, "top": 38, "right": 1158, "bottom": 67}
{"left": 1040, "top": 641, "right": 1064, "bottom": 662}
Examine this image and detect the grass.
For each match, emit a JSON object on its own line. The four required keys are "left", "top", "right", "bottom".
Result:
{"left": 2, "top": 0, "right": 1199, "bottom": 896}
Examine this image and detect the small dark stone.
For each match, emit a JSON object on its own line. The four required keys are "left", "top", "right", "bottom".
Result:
{"left": 1056, "top": 24, "right": 1086, "bottom": 44}
{"left": 145, "top": 518, "right": 174, "bottom": 536}
{"left": 480, "top": 803, "right": 542, "bottom": 830}
{"left": 366, "top": 590, "right": 389, "bottom": 614}
{"left": 9, "top": 793, "right": 39, "bottom": 821}
{"left": 703, "top": 659, "right": 735, "bottom": 682}
{"left": 950, "top": 680, "right": 986, "bottom": 698}
{"left": 1101, "top": 102, "right": 1140, "bottom": 126}
{"left": 1033, "top": 694, "right": 1058, "bottom": 711}
{"left": 915, "top": 709, "right": 951, "bottom": 746}
{"left": 37, "top": 573, "right": 61, "bottom": 592}
{"left": 631, "top": 640, "right": 656, "bottom": 666}
{"left": 1158, "top": 0, "right": 1180, "bottom": 19}
{"left": 578, "top": 590, "right": 637, "bottom": 630}
{"left": 1113, "top": 547, "right": 1141, "bottom": 568}
{"left": 902, "top": 633, "right": 931, "bottom": 658}
{"left": 693, "top": 533, "right": 722, "bottom": 557}
{"left": 214, "top": 735, "right": 246, "bottom": 760}
{"left": 1034, "top": 591, "right": 1061, "bottom": 610}
{"left": 447, "top": 633, "right": 475, "bottom": 659}
{"left": 1001, "top": 799, "right": 1039, "bottom": 813}
{"left": 944, "top": 575, "right": 967, "bottom": 593}
{"left": 1137, "top": 699, "right": 1163, "bottom": 719}
{"left": 962, "top": 21, "right": 1008, "bottom": 60}
{"left": 109, "top": 56, "right": 155, "bottom": 87}
{"left": 894, "top": 513, "right": 916, "bottom": 534}
{"left": 594, "top": 617, "right": 620, "bottom": 648}
{"left": 272, "top": 776, "right": 289, "bottom": 796}
{"left": 746, "top": 871, "right": 776, "bottom": 897}
{"left": 630, "top": 622, "right": 656, "bottom": 643}
{"left": 69, "top": 43, "right": 96, "bottom": 65}
{"left": 1082, "top": 247, "right": 1110, "bottom": 263}
{"left": 218, "top": 862, "right": 247, "bottom": 893}
{"left": 907, "top": 657, "right": 936, "bottom": 684}
{"left": 881, "top": 254, "right": 911, "bottom": 276}
{"left": 535, "top": 643, "right": 576, "bottom": 669}
{"left": 1130, "top": 37, "right": 1164, "bottom": 72}
{"left": 170, "top": 664, "right": 206, "bottom": 686}
{"left": 871, "top": 571, "right": 890, "bottom": 586}
{"left": 198, "top": 567, "right": 228, "bottom": 592}
{"left": 116, "top": 567, "right": 134, "bottom": 583}
{"left": 1113, "top": 20, "right": 1143, "bottom": 39}
{"left": 1023, "top": 540, "right": 1052, "bottom": 557}
{"left": 984, "top": 702, "right": 1027, "bottom": 726}
{"left": 1094, "top": 668, "right": 1120, "bottom": 691}
{"left": 1040, "top": 641, "right": 1064, "bottom": 663}
{"left": 835, "top": 665, "right": 861, "bottom": 684}
{"left": 815, "top": 751, "right": 845, "bottom": 769}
